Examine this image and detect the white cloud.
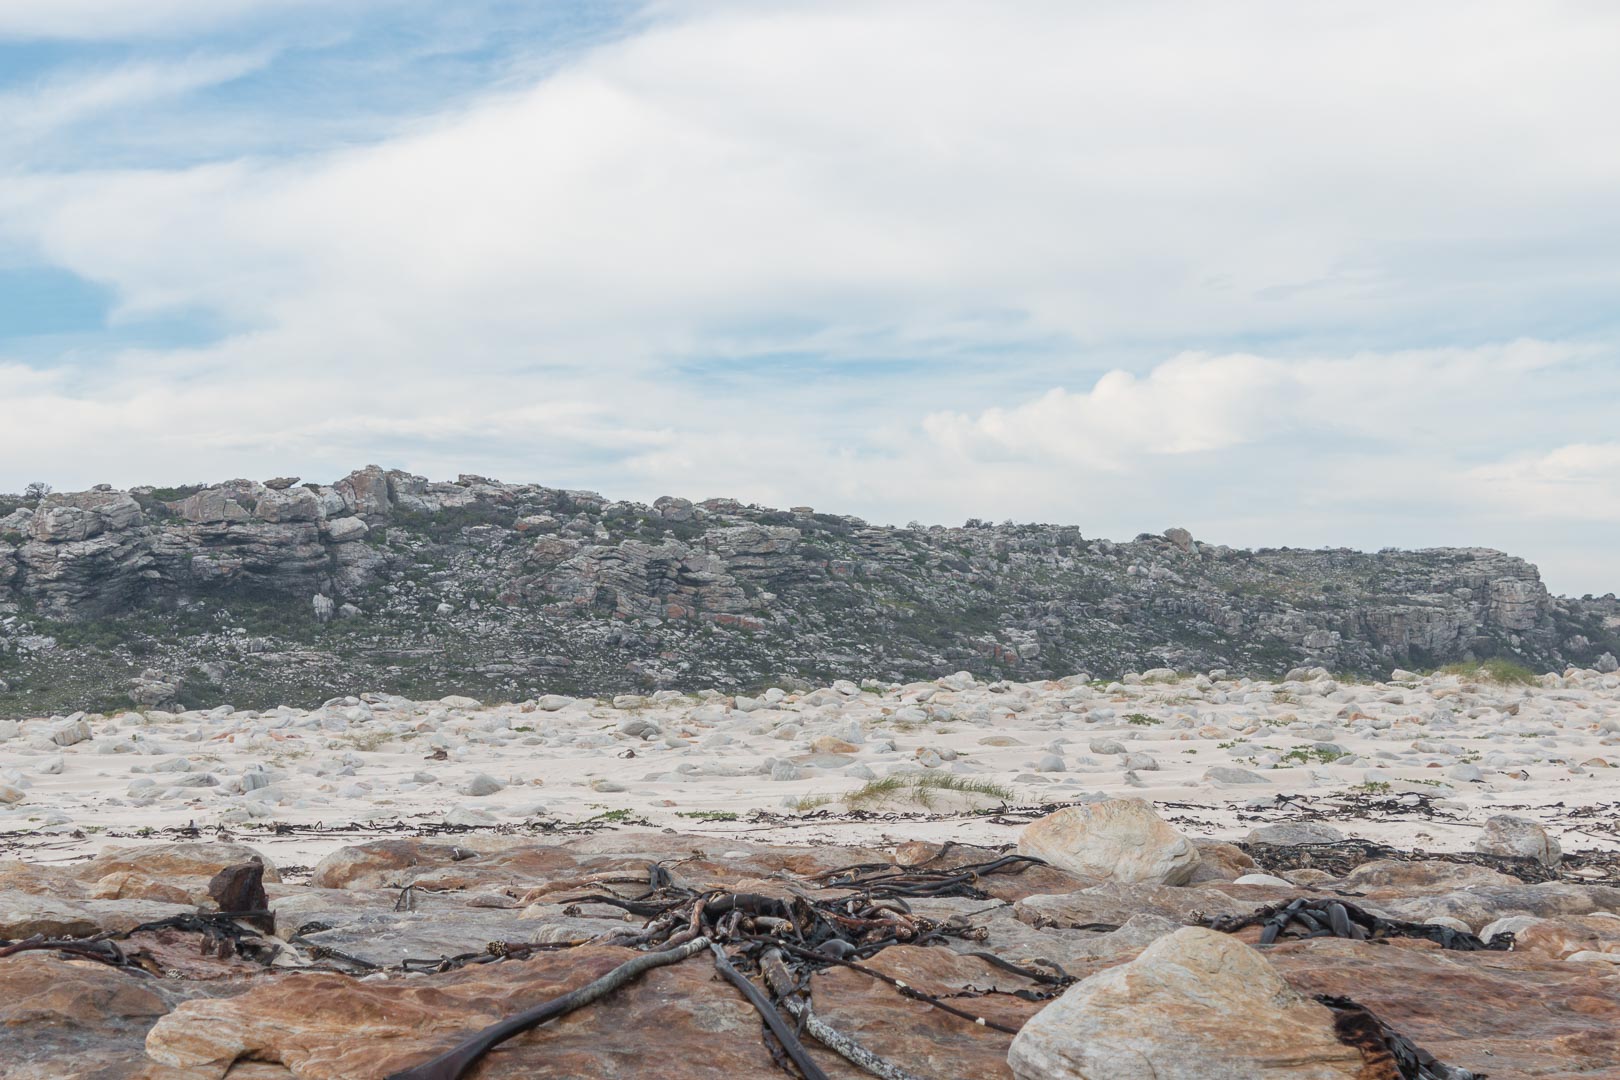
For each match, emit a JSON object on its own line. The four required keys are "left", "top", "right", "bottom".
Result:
{"left": 0, "top": 0, "right": 317, "bottom": 40}
{"left": 1468, "top": 444, "right": 1620, "bottom": 523}
{"left": 922, "top": 341, "right": 1601, "bottom": 469}
{"left": 1, "top": 1, "right": 1619, "bottom": 593}
{"left": 0, "top": 54, "right": 270, "bottom": 147}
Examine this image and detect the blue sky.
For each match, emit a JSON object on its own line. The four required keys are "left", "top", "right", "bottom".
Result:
{"left": 1, "top": 0, "right": 1617, "bottom": 595}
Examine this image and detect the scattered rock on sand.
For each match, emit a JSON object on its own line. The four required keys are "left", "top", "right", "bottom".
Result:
{"left": 1246, "top": 823, "right": 1345, "bottom": 846}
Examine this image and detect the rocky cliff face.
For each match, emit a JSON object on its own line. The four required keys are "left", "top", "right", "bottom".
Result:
{"left": 0, "top": 467, "right": 1614, "bottom": 714}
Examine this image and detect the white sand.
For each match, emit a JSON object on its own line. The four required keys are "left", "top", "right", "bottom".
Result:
{"left": 3, "top": 665, "right": 1618, "bottom": 869}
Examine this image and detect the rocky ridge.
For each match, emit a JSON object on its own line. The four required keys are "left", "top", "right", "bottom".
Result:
{"left": 1, "top": 466, "right": 1615, "bottom": 715}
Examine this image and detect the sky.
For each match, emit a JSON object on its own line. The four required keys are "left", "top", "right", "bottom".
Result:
{"left": 0, "top": 1, "right": 1616, "bottom": 596}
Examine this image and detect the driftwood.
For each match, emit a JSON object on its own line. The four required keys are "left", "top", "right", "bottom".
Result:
{"left": 761, "top": 947, "right": 928, "bottom": 1080}
{"left": 710, "top": 942, "right": 830, "bottom": 1080}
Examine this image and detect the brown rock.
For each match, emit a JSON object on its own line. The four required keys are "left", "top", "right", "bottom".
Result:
{"left": 811, "top": 962, "right": 1038, "bottom": 1079}
{"left": 0, "top": 951, "right": 192, "bottom": 1080}
{"left": 88, "top": 871, "right": 196, "bottom": 906}
{"left": 145, "top": 946, "right": 784, "bottom": 1079}
{"left": 1512, "top": 915, "right": 1620, "bottom": 961}
{"left": 76, "top": 843, "right": 281, "bottom": 886}
{"left": 0, "top": 892, "right": 194, "bottom": 939}
{"left": 1332, "top": 859, "right": 1518, "bottom": 894}
{"left": 1372, "top": 882, "right": 1620, "bottom": 931}
{"left": 892, "top": 841, "right": 946, "bottom": 867}
{"left": 1185, "top": 840, "right": 1256, "bottom": 883}
{"left": 0, "top": 860, "right": 94, "bottom": 899}
{"left": 1270, "top": 935, "right": 1620, "bottom": 1078}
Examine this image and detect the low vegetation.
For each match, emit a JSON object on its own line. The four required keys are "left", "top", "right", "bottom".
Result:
{"left": 1437, "top": 659, "right": 1540, "bottom": 686}
{"left": 842, "top": 773, "right": 1013, "bottom": 810}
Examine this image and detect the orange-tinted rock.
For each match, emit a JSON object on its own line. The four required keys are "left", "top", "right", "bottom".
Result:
{"left": 1, "top": 951, "right": 205, "bottom": 1080}
{"left": 1185, "top": 840, "right": 1256, "bottom": 883}
{"left": 1511, "top": 915, "right": 1620, "bottom": 960}
{"left": 1269, "top": 935, "right": 1620, "bottom": 1078}
{"left": 88, "top": 871, "right": 197, "bottom": 906}
{"left": 76, "top": 843, "right": 281, "bottom": 886}
{"left": 145, "top": 946, "right": 784, "bottom": 1079}
{"left": 811, "top": 962, "right": 1038, "bottom": 1079}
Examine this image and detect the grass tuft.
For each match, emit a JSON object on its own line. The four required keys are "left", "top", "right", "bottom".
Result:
{"left": 843, "top": 773, "right": 1013, "bottom": 811}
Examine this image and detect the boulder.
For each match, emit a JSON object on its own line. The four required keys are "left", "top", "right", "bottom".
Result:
{"left": 1017, "top": 799, "right": 1200, "bottom": 885}
{"left": 1475, "top": 814, "right": 1561, "bottom": 867}
{"left": 1007, "top": 927, "right": 1365, "bottom": 1079}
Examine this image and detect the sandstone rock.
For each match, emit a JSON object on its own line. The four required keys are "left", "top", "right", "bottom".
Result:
{"left": 1008, "top": 927, "right": 1364, "bottom": 1079}
{"left": 0, "top": 892, "right": 194, "bottom": 938}
{"left": 1268, "top": 934, "right": 1620, "bottom": 1076}
{"left": 1476, "top": 814, "right": 1561, "bottom": 867}
{"left": 1018, "top": 799, "right": 1200, "bottom": 885}
{"left": 1185, "top": 840, "right": 1257, "bottom": 883}
{"left": 0, "top": 951, "right": 185, "bottom": 1080}
{"left": 76, "top": 842, "right": 281, "bottom": 886}
{"left": 144, "top": 945, "right": 783, "bottom": 1078}
{"left": 1509, "top": 915, "right": 1620, "bottom": 960}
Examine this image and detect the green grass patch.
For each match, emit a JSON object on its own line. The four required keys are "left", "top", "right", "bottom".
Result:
{"left": 1279, "top": 745, "right": 1346, "bottom": 766}
{"left": 1436, "top": 659, "right": 1540, "bottom": 685}
{"left": 675, "top": 810, "right": 740, "bottom": 822}
{"left": 1123, "top": 713, "right": 1160, "bottom": 726}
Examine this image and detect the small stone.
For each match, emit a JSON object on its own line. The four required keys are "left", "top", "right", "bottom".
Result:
{"left": 1245, "top": 823, "right": 1345, "bottom": 847}
{"left": 1203, "top": 766, "right": 1269, "bottom": 785}
{"left": 458, "top": 773, "right": 503, "bottom": 797}
{"left": 1035, "top": 754, "right": 1066, "bottom": 773}
{"left": 444, "top": 807, "right": 497, "bottom": 826}
{"left": 1232, "top": 873, "right": 1294, "bottom": 887}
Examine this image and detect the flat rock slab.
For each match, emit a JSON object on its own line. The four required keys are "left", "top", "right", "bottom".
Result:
{"left": 146, "top": 945, "right": 803, "bottom": 1079}
{"left": 295, "top": 909, "right": 588, "bottom": 968}
{"left": 1269, "top": 936, "right": 1620, "bottom": 1078}
{"left": 0, "top": 892, "right": 194, "bottom": 939}
{"left": 0, "top": 951, "right": 226, "bottom": 1080}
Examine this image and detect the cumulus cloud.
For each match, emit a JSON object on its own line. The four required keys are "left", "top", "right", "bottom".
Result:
{"left": 1468, "top": 444, "right": 1620, "bottom": 523}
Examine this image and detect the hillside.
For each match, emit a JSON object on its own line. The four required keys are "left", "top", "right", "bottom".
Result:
{"left": 1, "top": 466, "right": 1615, "bottom": 715}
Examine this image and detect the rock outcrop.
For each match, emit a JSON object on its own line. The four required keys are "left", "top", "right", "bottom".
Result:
{"left": 1, "top": 468, "right": 1614, "bottom": 713}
